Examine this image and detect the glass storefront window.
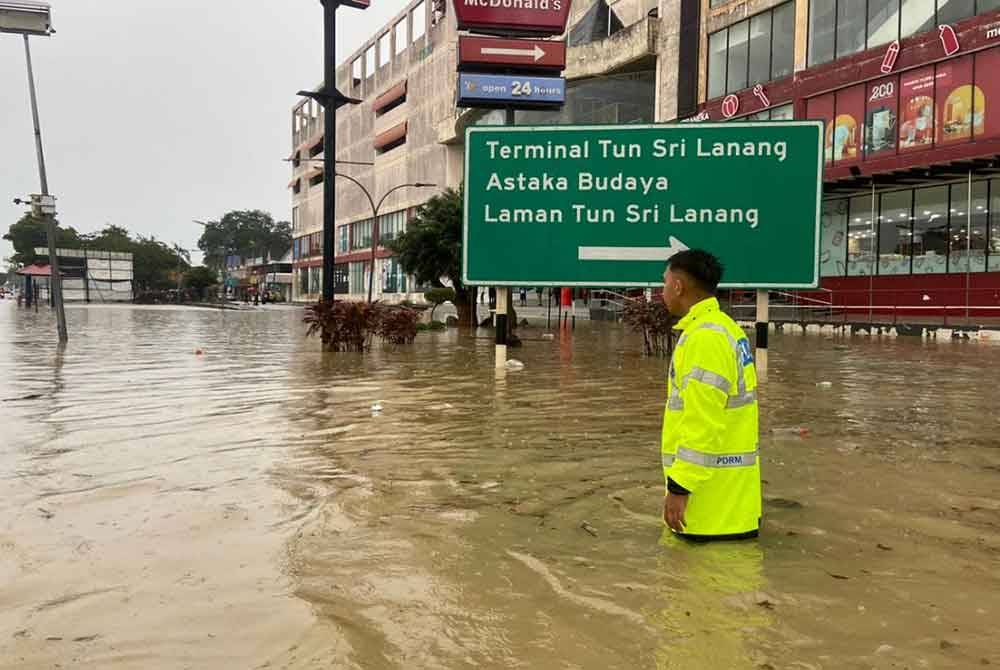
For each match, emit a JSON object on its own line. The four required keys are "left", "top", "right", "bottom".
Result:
{"left": 950, "top": 181, "right": 988, "bottom": 273}
{"left": 708, "top": 31, "right": 727, "bottom": 100}
{"left": 848, "top": 195, "right": 876, "bottom": 276}
{"left": 837, "top": 0, "right": 867, "bottom": 59}
{"left": 811, "top": 0, "right": 997, "bottom": 67}
{"left": 912, "top": 185, "right": 949, "bottom": 274}
{"left": 727, "top": 20, "right": 750, "bottom": 94}
{"left": 309, "top": 267, "right": 322, "bottom": 294}
{"left": 809, "top": 0, "right": 837, "bottom": 66}
{"left": 706, "top": 2, "right": 794, "bottom": 99}
{"left": 990, "top": 180, "right": 1000, "bottom": 271}
{"left": 299, "top": 268, "right": 309, "bottom": 295}
{"left": 900, "top": 0, "right": 935, "bottom": 38}
{"left": 771, "top": 3, "right": 795, "bottom": 80}
{"left": 878, "top": 190, "right": 913, "bottom": 275}
{"left": 382, "top": 257, "right": 408, "bottom": 294}
{"left": 867, "top": 0, "right": 900, "bottom": 48}
{"left": 748, "top": 14, "right": 771, "bottom": 87}
{"left": 349, "top": 262, "right": 366, "bottom": 295}
{"left": 821, "top": 199, "right": 849, "bottom": 277}
{"left": 937, "top": 0, "right": 975, "bottom": 25}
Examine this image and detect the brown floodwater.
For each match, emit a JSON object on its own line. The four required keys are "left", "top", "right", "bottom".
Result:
{"left": 2, "top": 302, "right": 999, "bottom": 669}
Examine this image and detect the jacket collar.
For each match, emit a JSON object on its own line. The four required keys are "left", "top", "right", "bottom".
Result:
{"left": 675, "top": 297, "right": 720, "bottom": 331}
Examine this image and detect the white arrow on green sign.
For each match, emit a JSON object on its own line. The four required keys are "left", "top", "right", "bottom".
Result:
{"left": 462, "top": 122, "right": 824, "bottom": 289}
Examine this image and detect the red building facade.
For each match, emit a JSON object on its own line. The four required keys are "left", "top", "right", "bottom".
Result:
{"left": 690, "top": 5, "right": 1000, "bottom": 324}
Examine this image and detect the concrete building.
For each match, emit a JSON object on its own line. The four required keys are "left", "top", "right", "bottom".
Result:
{"left": 682, "top": 0, "right": 1000, "bottom": 323}
{"left": 289, "top": 0, "right": 662, "bottom": 303}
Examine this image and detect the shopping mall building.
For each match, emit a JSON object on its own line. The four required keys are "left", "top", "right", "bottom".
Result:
{"left": 290, "top": 0, "right": 1000, "bottom": 321}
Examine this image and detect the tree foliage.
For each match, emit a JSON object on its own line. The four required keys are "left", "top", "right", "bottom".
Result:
{"left": 3, "top": 213, "right": 81, "bottom": 265}
{"left": 196, "top": 210, "right": 291, "bottom": 270}
{"left": 184, "top": 266, "right": 218, "bottom": 298}
{"left": 389, "top": 187, "right": 474, "bottom": 326}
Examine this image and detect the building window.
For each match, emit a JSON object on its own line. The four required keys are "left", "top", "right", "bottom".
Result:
{"left": 820, "top": 199, "right": 849, "bottom": 277}
{"left": 706, "top": 2, "right": 794, "bottom": 100}
{"left": 950, "top": 180, "right": 989, "bottom": 272}
{"left": 292, "top": 206, "right": 300, "bottom": 234}
{"left": 299, "top": 268, "right": 309, "bottom": 295}
{"left": 395, "top": 20, "right": 407, "bottom": 54}
{"left": 309, "top": 266, "right": 322, "bottom": 295}
{"left": 338, "top": 225, "right": 349, "bottom": 254}
{"left": 309, "top": 140, "right": 323, "bottom": 157}
{"left": 352, "top": 58, "right": 362, "bottom": 87}
{"left": 349, "top": 262, "right": 366, "bottom": 295}
{"left": 351, "top": 219, "right": 373, "bottom": 250}
{"left": 379, "top": 33, "right": 391, "bottom": 68}
{"left": 847, "top": 195, "right": 876, "bottom": 276}
{"left": 913, "top": 185, "right": 949, "bottom": 273}
{"left": 809, "top": 0, "right": 996, "bottom": 67}
{"left": 310, "top": 172, "right": 324, "bottom": 187}
{"left": 878, "top": 189, "right": 913, "bottom": 275}
{"left": 382, "top": 257, "right": 408, "bottom": 293}
{"left": 365, "top": 45, "right": 376, "bottom": 77}
{"left": 412, "top": 2, "right": 426, "bottom": 41}
{"left": 292, "top": 151, "right": 301, "bottom": 168}
{"left": 378, "top": 210, "right": 406, "bottom": 245}
{"left": 744, "top": 103, "right": 794, "bottom": 120}
{"left": 292, "top": 179, "right": 301, "bottom": 195}
{"left": 991, "top": 179, "right": 1000, "bottom": 272}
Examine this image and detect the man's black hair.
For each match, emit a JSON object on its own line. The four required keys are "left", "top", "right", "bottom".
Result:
{"left": 668, "top": 249, "right": 724, "bottom": 294}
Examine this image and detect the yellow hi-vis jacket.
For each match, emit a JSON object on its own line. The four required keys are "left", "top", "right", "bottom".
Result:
{"left": 662, "top": 297, "right": 761, "bottom": 540}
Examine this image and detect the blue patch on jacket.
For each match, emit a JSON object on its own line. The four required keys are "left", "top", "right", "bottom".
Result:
{"left": 737, "top": 339, "right": 754, "bottom": 366}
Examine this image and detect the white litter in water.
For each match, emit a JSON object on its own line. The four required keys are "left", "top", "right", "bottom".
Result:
{"left": 541, "top": 333, "right": 555, "bottom": 340}
{"left": 371, "top": 402, "right": 384, "bottom": 413}
{"left": 816, "top": 381, "right": 833, "bottom": 389}
{"left": 505, "top": 359, "right": 525, "bottom": 370}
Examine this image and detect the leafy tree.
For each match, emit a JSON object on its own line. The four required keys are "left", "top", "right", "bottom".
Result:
{"left": 184, "top": 266, "right": 218, "bottom": 298}
{"left": 389, "top": 187, "right": 475, "bottom": 327}
{"left": 196, "top": 210, "right": 291, "bottom": 270}
{"left": 3, "top": 212, "right": 81, "bottom": 265}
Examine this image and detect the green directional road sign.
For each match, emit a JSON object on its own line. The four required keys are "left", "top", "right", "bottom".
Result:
{"left": 462, "top": 121, "right": 823, "bottom": 288}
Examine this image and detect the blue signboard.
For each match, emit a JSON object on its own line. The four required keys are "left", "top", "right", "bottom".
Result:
{"left": 458, "top": 73, "right": 565, "bottom": 108}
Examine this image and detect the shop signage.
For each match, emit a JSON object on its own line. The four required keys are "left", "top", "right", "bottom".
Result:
{"left": 463, "top": 122, "right": 824, "bottom": 288}
{"left": 458, "top": 35, "right": 566, "bottom": 69}
{"left": 939, "top": 25, "right": 960, "bottom": 55}
{"left": 721, "top": 94, "right": 740, "bottom": 118}
{"left": 880, "top": 40, "right": 900, "bottom": 73}
{"left": 453, "top": 0, "right": 572, "bottom": 36}
{"left": 458, "top": 72, "right": 565, "bottom": 107}
{"left": 752, "top": 84, "right": 770, "bottom": 107}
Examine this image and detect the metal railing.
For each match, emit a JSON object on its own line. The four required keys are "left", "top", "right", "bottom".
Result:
{"left": 729, "top": 287, "right": 1000, "bottom": 329}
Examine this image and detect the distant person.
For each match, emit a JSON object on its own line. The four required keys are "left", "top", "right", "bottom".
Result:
{"left": 519, "top": 287, "right": 527, "bottom": 307}
{"left": 659, "top": 249, "right": 760, "bottom": 541}
{"left": 536, "top": 287, "right": 543, "bottom": 306}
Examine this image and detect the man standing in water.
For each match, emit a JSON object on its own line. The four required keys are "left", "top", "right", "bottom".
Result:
{"left": 660, "top": 250, "right": 761, "bottom": 540}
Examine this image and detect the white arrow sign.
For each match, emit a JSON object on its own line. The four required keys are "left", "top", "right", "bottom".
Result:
{"left": 481, "top": 44, "right": 546, "bottom": 62}
{"left": 578, "top": 236, "right": 689, "bottom": 262}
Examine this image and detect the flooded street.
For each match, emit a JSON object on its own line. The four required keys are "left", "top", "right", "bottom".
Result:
{"left": 2, "top": 302, "right": 999, "bottom": 669}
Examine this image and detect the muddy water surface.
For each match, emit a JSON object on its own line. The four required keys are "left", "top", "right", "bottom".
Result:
{"left": 2, "top": 303, "right": 999, "bottom": 669}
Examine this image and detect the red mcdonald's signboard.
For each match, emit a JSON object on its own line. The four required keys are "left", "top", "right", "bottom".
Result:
{"left": 453, "top": 0, "right": 572, "bottom": 36}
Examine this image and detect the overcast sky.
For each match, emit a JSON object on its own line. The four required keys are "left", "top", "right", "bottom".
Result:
{"left": 1, "top": 0, "right": 406, "bottom": 265}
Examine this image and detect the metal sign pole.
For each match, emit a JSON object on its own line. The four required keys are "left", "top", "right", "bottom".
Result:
{"left": 24, "top": 34, "right": 67, "bottom": 342}
{"left": 495, "top": 107, "right": 515, "bottom": 368}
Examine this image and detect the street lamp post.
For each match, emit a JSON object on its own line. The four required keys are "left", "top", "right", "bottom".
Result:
{"left": 334, "top": 175, "right": 435, "bottom": 303}
{"left": 193, "top": 219, "right": 234, "bottom": 301}
{"left": 2, "top": 1, "right": 66, "bottom": 342}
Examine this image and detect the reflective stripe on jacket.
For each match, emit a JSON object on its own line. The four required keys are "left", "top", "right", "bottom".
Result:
{"left": 661, "top": 297, "right": 761, "bottom": 538}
